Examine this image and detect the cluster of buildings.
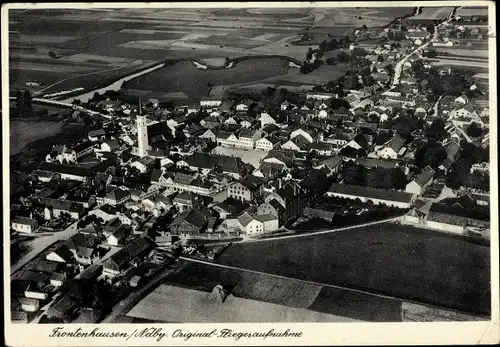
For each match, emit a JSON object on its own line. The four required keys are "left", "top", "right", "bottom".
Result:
{"left": 10, "top": 5, "right": 491, "bottom": 324}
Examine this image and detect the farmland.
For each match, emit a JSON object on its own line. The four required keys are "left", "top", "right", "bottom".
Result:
{"left": 126, "top": 283, "right": 358, "bottom": 322}
{"left": 9, "top": 7, "right": 413, "bottom": 97}
{"left": 10, "top": 120, "right": 63, "bottom": 156}
{"left": 123, "top": 59, "right": 291, "bottom": 101}
{"left": 216, "top": 222, "right": 491, "bottom": 315}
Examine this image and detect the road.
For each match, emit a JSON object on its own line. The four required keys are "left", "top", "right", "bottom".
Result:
{"left": 391, "top": 15, "right": 455, "bottom": 89}
{"left": 10, "top": 220, "right": 80, "bottom": 275}
{"left": 100, "top": 262, "right": 184, "bottom": 323}
{"left": 428, "top": 94, "right": 443, "bottom": 118}
{"left": 244, "top": 216, "right": 403, "bottom": 243}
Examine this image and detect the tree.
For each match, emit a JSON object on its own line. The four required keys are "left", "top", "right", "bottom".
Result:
{"left": 377, "top": 55, "right": 385, "bottom": 62}
{"left": 48, "top": 51, "right": 57, "bottom": 59}
{"left": 426, "top": 118, "right": 446, "bottom": 139}
{"left": 306, "top": 47, "right": 313, "bottom": 60}
{"left": 319, "top": 40, "right": 328, "bottom": 52}
{"left": 326, "top": 57, "right": 337, "bottom": 65}
{"left": 337, "top": 51, "right": 350, "bottom": 63}
{"left": 466, "top": 122, "right": 483, "bottom": 138}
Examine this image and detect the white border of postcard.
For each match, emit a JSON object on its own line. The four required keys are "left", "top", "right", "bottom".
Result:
{"left": 2, "top": 1, "right": 499, "bottom": 346}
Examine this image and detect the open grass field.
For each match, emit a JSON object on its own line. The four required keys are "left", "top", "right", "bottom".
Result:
{"left": 8, "top": 7, "right": 414, "bottom": 97}
{"left": 216, "top": 222, "right": 491, "bottom": 315}
{"left": 10, "top": 120, "right": 63, "bottom": 156}
{"left": 126, "top": 284, "right": 358, "bottom": 322}
{"left": 124, "top": 58, "right": 290, "bottom": 100}
{"left": 161, "top": 261, "right": 405, "bottom": 321}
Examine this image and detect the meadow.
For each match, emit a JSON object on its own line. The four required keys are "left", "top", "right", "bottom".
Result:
{"left": 123, "top": 58, "right": 291, "bottom": 100}
{"left": 216, "top": 222, "right": 491, "bottom": 315}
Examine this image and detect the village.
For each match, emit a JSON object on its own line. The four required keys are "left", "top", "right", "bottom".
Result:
{"left": 9, "top": 6, "right": 491, "bottom": 324}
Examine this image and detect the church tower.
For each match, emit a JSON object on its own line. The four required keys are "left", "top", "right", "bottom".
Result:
{"left": 136, "top": 99, "right": 149, "bottom": 157}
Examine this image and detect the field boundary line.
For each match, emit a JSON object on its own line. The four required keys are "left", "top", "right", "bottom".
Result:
{"left": 178, "top": 254, "right": 489, "bottom": 319}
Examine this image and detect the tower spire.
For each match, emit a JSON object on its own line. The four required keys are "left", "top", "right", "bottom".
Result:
{"left": 138, "top": 97, "right": 142, "bottom": 116}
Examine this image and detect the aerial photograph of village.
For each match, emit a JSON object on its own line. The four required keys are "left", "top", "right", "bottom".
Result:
{"left": 7, "top": 4, "right": 492, "bottom": 324}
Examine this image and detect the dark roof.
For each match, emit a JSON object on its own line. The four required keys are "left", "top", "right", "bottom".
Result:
{"left": 238, "top": 175, "right": 263, "bottom": 191}
{"left": 37, "top": 162, "right": 92, "bottom": 177}
{"left": 413, "top": 166, "right": 435, "bottom": 187}
{"left": 328, "top": 183, "right": 414, "bottom": 203}
{"left": 269, "top": 198, "right": 286, "bottom": 212}
{"left": 66, "top": 233, "right": 96, "bottom": 251}
{"left": 48, "top": 295, "right": 77, "bottom": 317}
{"left": 72, "top": 142, "right": 94, "bottom": 154}
{"left": 170, "top": 208, "right": 208, "bottom": 229}
{"left": 11, "top": 216, "right": 37, "bottom": 227}
{"left": 388, "top": 134, "right": 406, "bottom": 153}
{"left": 357, "top": 157, "right": 399, "bottom": 169}
{"left": 105, "top": 188, "right": 130, "bottom": 202}
{"left": 428, "top": 202, "right": 490, "bottom": 224}
{"left": 107, "top": 237, "right": 152, "bottom": 268}
{"left": 317, "top": 155, "right": 343, "bottom": 169}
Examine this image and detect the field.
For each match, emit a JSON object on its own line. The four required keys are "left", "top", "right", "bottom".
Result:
{"left": 10, "top": 120, "right": 64, "bottom": 156}
{"left": 123, "top": 59, "right": 291, "bottom": 100}
{"left": 216, "top": 222, "right": 491, "bottom": 315}
{"left": 126, "top": 283, "right": 358, "bottom": 322}
{"left": 8, "top": 7, "right": 411, "bottom": 97}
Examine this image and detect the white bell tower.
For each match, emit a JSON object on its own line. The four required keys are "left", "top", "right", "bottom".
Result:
{"left": 136, "top": 99, "right": 149, "bottom": 157}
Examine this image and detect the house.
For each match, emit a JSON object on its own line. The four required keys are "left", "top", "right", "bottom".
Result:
{"left": 46, "top": 295, "right": 78, "bottom": 322}
{"left": 439, "top": 141, "right": 460, "bottom": 172}
{"left": 257, "top": 199, "right": 286, "bottom": 226}
{"left": 75, "top": 246, "right": 101, "bottom": 265}
{"left": 405, "top": 166, "right": 435, "bottom": 195}
{"left": 71, "top": 142, "right": 95, "bottom": 160}
{"left": 425, "top": 200, "right": 490, "bottom": 236}
{"left": 107, "top": 227, "right": 131, "bottom": 247}
{"left": 103, "top": 188, "right": 130, "bottom": 206}
{"left": 45, "top": 145, "right": 77, "bottom": 164}
{"left": 261, "top": 123, "right": 280, "bottom": 137}
{"left": 455, "top": 94, "right": 469, "bottom": 105}
{"left": 262, "top": 150, "right": 294, "bottom": 168}
{"left": 281, "top": 135, "right": 311, "bottom": 152}
{"left": 313, "top": 155, "right": 343, "bottom": 175}
{"left": 200, "top": 128, "right": 217, "bottom": 142}
{"left": 227, "top": 176, "right": 264, "bottom": 202}
{"left": 259, "top": 112, "right": 277, "bottom": 128}
{"left": 281, "top": 100, "right": 291, "bottom": 110}
{"left": 238, "top": 129, "right": 262, "bottom": 150}
{"left": 129, "top": 156, "right": 155, "bottom": 174}
{"left": 235, "top": 100, "right": 254, "bottom": 111}
{"left": 46, "top": 245, "right": 74, "bottom": 263}
{"left": 290, "top": 128, "right": 316, "bottom": 143}
{"left": 50, "top": 272, "right": 67, "bottom": 288}
{"left": 327, "top": 183, "right": 415, "bottom": 208}
{"left": 200, "top": 96, "right": 222, "bottom": 108}
{"left": 263, "top": 180, "right": 306, "bottom": 224}
{"left": 255, "top": 136, "right": 281, "bottom": 151}
{"left": 342, "top": 133, "right": 371, "bottom": 154}
{"left": 11, "top": 216, "right": 38, "bottom": 234}
{"left": 88, "top": 128, "right": 106, "bottom": 142}
{"left": 172, "top": 191, "right": 209, "bottom": 210}
{"left": 170, "top": 208, "right": 209, "bottom": 237}
{"left": 98, "top": 139, "right": 120, "bottom": 153}
{"left": 19, "top": 297, "right": 40, "bottom": 313}
{"left": 377, "top": 134, "right": 406, "bottom": 159}
{"left": 310, "top": 142, "right": 335, "bottom": 156}
{"left": 237, "top": 212, "right": 264, "bottom": 235}
{"left": 213, "top": 199, "right": 251, "bottom": 219}
{"left": 102, "top": 237, "right": 152, "bottom": 278}
{"left": 306, "top": 92, "right": 334, "bottom": 100}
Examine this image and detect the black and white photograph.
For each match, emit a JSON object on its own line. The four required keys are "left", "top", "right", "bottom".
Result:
{"left": 3, "top": 1, "right": 498, "bottom": 345}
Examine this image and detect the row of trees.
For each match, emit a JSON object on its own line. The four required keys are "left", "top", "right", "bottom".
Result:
{"left": 342, "top": 162, "right": 407, "bottom": 190}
